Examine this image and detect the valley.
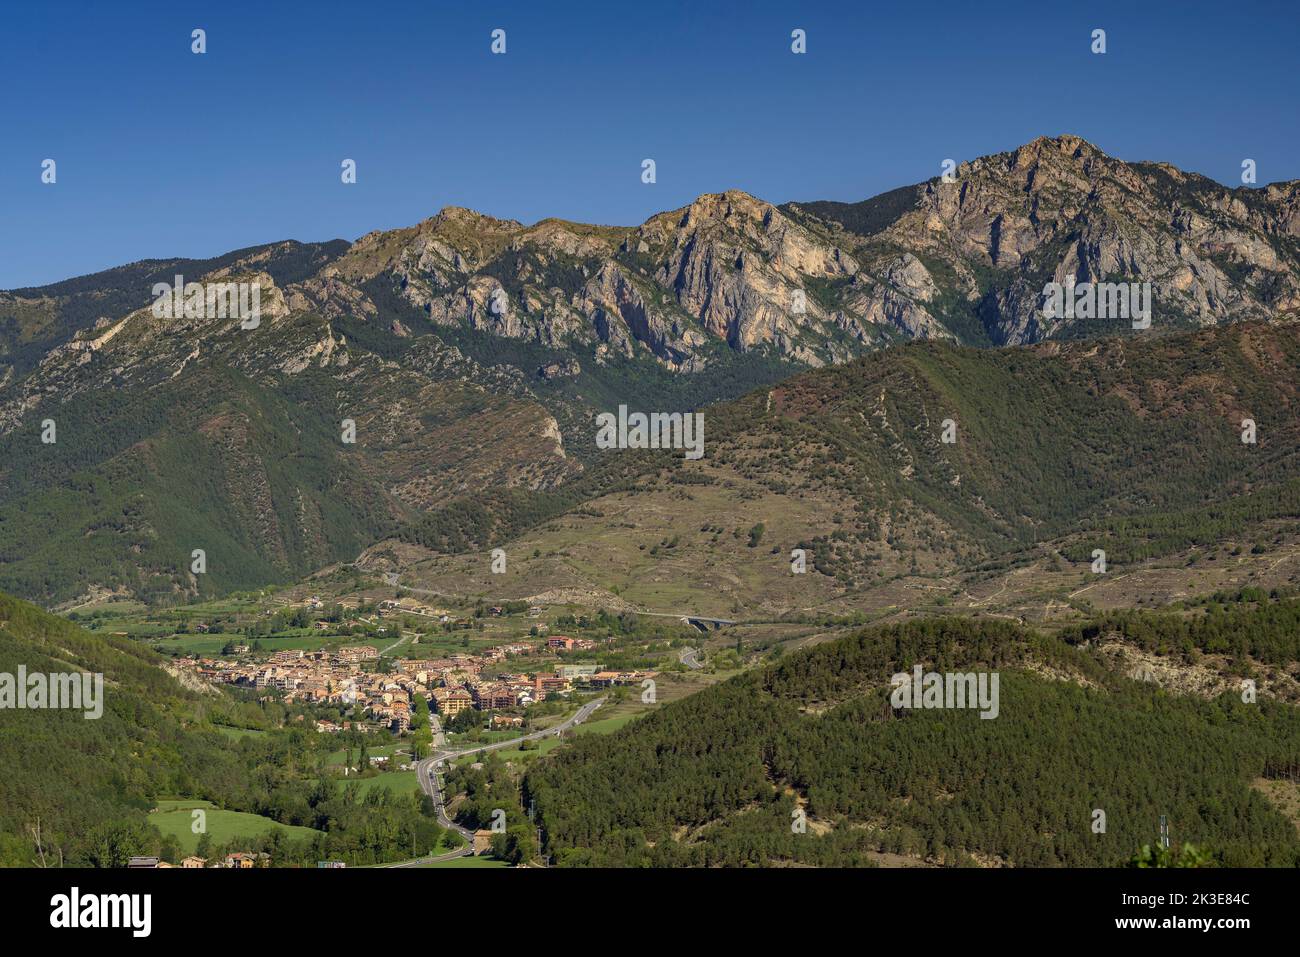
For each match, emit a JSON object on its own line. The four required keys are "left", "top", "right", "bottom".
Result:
{"left": 2, "top": 135, "right": 1299, "bottom": 870}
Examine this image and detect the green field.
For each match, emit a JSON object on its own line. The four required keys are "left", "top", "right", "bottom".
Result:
{"left": 150, "top": 636, "right": 231, "bottom": 655}
{"left": 573, "top": 713, "right": 640, "bottom": 735}
{"left": 153, "top": 632, "right": 347, "bottom": 655}
{"left": 452, "top": 710, "right": 639, "bottom": 766}
{"left": 326, "top": 742, "right": 408, "bottom": 767}
{"left": 215, "top": 726, "right": 268, "bottom": 741}
{"left": 478, "top": 736, "right": 566, "bottom": 764}
{"left": 343, "top": 770, "right": 421, "bottom": 797}
{"left": 155, "top": 799, "right": 219, "bottom": 812}
{"left": 97, "top": 621, "right": 174, "bottom": 638}
{"left": 66, "top": 599, "right": 147, "bottom": 616}
{"left": 443, "top": 728, "right": 525, "bottom": 749}
{"left": 151, "top": 801, "right": 322, "bottom": 855}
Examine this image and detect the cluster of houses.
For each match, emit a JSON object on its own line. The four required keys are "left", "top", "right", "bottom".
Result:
{"left": 177, "top": 631, "right": 657, "bottom": 731}
{"left": 425, "top": 637, "right": 658, "bottom": 718}
{"left": 128, "top": 853, "right": 270, "bottom": 869}
{"left": 182, "top": 645, "right": 421, "bottom": 730}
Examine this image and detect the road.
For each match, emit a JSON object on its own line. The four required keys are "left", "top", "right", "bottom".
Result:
{"left": 392, "top": 697, "right": 607, "bottom": 866}
{"left": 639, "top": 611, "right": 737, "bottom": 629}
{"left": 382, "top": 844, "right": 477, "bottom": 868}
{"left": 435, "top": 697, "right": 606, "bottom": 763}
{"left": 417, "top": 758, "right": 475, "bottom": 849}
{"left": 378, "top": 632, "right": 409, "bottom": 655}
{"left": 679, "top": 647, "right": 703, "bottom": 670}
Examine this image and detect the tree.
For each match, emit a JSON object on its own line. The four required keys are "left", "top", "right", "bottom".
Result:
{"left": 1127, "top": 843, "right": 1216, "bottom": 868}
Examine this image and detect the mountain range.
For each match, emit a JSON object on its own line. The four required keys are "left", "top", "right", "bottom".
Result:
{"left": 201, "top": 133, "right": 1300, "bottom": 363}
{"left": 1, "top": 134, "right": 1298, "bottom": 606}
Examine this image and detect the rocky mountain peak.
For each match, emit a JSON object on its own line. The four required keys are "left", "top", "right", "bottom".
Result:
{"left": 430, "top": 205, "right": 526, "bottom": 233}
{"left": 6, "top": 137, "right": 1298, "bottom": 387}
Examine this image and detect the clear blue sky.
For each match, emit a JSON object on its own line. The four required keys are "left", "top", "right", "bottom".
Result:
{"left": 1, "top": 0, "right": 1296, "bottom": 288}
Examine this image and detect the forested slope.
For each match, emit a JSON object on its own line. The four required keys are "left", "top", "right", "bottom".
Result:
{"left": 526, "top": 612, "right": 1300, "bottom": 867}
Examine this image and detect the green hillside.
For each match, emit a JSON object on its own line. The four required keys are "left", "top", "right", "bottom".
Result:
{"left": 525, "top": 610, "right": 1300, "bottom": 867}
{"left": 0, "top": 361, "right": 403, "bottom": 603}
{"left": 3, "top": 269, "right": 1296, "bottom": 610}
{"left": 405, "top": 320, "right": 1300, "bottom": 587}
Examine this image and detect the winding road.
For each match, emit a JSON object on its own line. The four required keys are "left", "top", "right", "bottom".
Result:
{"left": 679, "top": 647, "right": 703, "bottom": 670}
{"left": 383, "top": 697, "right": 606, "bottom": 867}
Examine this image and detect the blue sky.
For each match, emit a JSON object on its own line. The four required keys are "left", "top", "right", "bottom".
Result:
{"left": 1, "top": 0, "right": 1296, "bottom": 288}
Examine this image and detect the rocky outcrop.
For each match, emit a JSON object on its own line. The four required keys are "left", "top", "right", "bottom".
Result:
{"left": 872, "top": 135, "right": 1300, "bottom": 343}
{"left": 296, "top": 138, "right": 1297, "bottom": 365}
{"left": 538, "top": 358, "right": 580, "bottom": 380}
{"left": 9, "top": 137, "right": 1298, "bottom": 379}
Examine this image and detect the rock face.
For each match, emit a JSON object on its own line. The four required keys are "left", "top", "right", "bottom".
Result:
{"left": 640, "top": 190, "right": 862, "bottom": 362}
{"left": 3, "top": 136, "right": 1298, "bottom": 388}
{"left": 1, "top": 136, "right": 1297, "bottom": 605}
{"left": 801, "top": 135, "right": 1300, "bottom": 345}
{"left": 269, "top": 136, "right": 1300, "bottom": 366}
{"left": 0, "top": 236, "right": 585, "bottom": 602}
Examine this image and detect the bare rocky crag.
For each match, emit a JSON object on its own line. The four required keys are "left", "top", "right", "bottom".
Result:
{"left": 4, "top": 135, "right": 1299, "bottom": 388}
{"left": 294, "top": 134, "right": 1300, "bottom": 366}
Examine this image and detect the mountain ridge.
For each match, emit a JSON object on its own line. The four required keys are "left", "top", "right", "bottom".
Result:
{"left": 6, "top": 135, "right": 1299, "bottom": 378}
{"left": 2, "top": 135, "right": 1298, "bottom": 606}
